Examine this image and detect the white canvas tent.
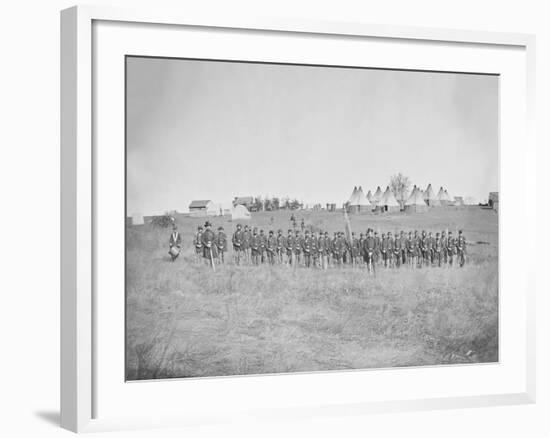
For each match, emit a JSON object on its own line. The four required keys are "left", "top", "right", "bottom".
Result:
{"left": 366, "top": 190, "right": 373, "bottom": 203}
{"left": 378, "top": 186, "right": 401, "bottom": 213}
{"left": 348, "top": 186, "right": 370, "bottom": 213}
{"left": 347, "top": 186, "right": 359, "bottom": 205}
{"left": 435, "top": 187, "right": 451, "bottom": 206}
{"left": 231, "top": 204, "right": 251, "bottom": 220}
{"left": 424, "top": 183, "right": 437, "bottom": 206}
{"left": 372, "top": 186, "right": 383, "bottom": 205}
{"left": 405, "top": 186, "right": 428, "bottom": 212}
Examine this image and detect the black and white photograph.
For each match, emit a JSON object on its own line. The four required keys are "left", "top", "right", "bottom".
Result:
{"left": 125, "top": 56, "right": 499, "bottom": 381}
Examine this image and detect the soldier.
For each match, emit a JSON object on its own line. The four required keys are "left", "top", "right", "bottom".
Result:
{"left": 250, "top": 228, "right": 261, "bottom": 265}
{"left": 216, "top": 226, "right": 227, "bottom": 265}
{"left": 294, "top": 230, "right": 303, "bottom": 266}
{"left": 266, "top": 230, "right": 277, "bottom": 265}
{"left": 232, "top": 224, "right": 244, "bottom": 265}
{"left": 331, "top": 232, "right": 338, "bottom": 266}
{"left": 447, "top": 231, "right": 455, "bottom": 266}
{"left": 456, "top": 230, "right": 466, "bottom": 267}
{"left": 311, "top": 231, "right": 320, "bottom": 268}
{"left": 427, "top": 231, "right": 435, "bottom": 265}
{"left": 276, "top": 229, "right": 285, "bottom": 264}
{"left": 400, "top": 231, "right": 407, "bottom": 265}
{"left": 302, "top": 230, "right": 313, "bottom": 268}
{"left": 193, "top": 226, "right": 204, "bottom": 264}
{"left": 259, "top": 229, "right": 267, "bottom": 264}
{"left": 393, "top": 232, "right": 402, "bottom": 268}
{"left": 441, "top": 231, "right": 448, "bottom": 264}
{"left": 318, "top": 231, "right": 329, "bottom": 269}
{"left": 380, "top": 233, "right": 389, "bottom": 267}
{"left": 358, "top": 232, "right": 365, "bottom": 266}
{"left": 412, "top": 230, "right": 421, "bottom": 268}
{"left": 300, "top": 218, "right": 305, "bottom": 232}
{"left": 406, "top": 231, "right": 414, "bottom": 267}
{"left": 242, "top": 225, "right": 252, "bottom": 263}
{"left": 373, "top": 231, "right": 381, "bottom": 266}
{"left": 201, "top": 221, "right": 217, "bottom": 268}
{"left": 168, "top": 224, "right": 182, "bottom": 262}
{"left": 285, "top": 229, "right": 295, "bottom": 266}
{"left": 434, "top": 232, "right": 443, "bottom": 267}
{"left": 350, "top": 232, "right": 361, "bottom": 267}
{"left": 387, "top": 232, "right": 395, "bottom": 268}
{"left": 420, "top": 231, "right": 428, "bottom": 267}
{"left": 364, "top": 228, "right": 376, "bottom": 273}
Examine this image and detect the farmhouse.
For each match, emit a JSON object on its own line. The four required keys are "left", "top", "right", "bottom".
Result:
{"left": 188, "top": 200, "right": 220, "bottom": 217}
{"left": 233, "top": 196, "right": 255, "bottom": 210}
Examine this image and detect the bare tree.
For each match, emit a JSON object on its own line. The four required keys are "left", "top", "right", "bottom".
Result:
{"left": 389, "top": 172, "right": 411, "bottom": 208}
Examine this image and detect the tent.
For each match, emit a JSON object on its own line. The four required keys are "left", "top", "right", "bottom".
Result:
{"left": 231, "top": 204, "right": 251, "bottom": 220}
{"left": 424, "top": 183, "right": 437, "bottom": 206}
{"left": 435, "top": 187, "right": 451, "bottom": 206}
{"left": 372, "top": 186, "right": 383, "bottom": 206}
{"left": 378, "top": 186, "right": 401, "bottom": 213}
{"left": 347, "top": 186, "right": 359, "bottom": 205}
{"left": 444, "top": 189, "right": 455, "bottom": 206}
{"left": 405, "top": 187, "right": 428, "bottom": 213}
{"left": 366, "top": 190, "right": 373, "bottom": 203}
{"left": 348, "top": 186, "right": 370, "bottom": 213}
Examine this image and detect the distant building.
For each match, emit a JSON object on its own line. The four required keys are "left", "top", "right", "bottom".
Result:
{"left": 188, "top": 200, "right": 220, "bottom": 217}
{"left": 233, "top": 196, "right": 255, "bottom": 210}
{"left": 488, "top": 192, "right": 499, "bottom": 212}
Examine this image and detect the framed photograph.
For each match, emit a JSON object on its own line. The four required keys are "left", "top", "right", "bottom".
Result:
{"left": 61, "top": 5, "right": 536, "bottom": 433}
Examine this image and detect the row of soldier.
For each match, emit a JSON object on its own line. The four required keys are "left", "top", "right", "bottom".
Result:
{"left": 170, "top": 221, "right": 467, "bottom": 270}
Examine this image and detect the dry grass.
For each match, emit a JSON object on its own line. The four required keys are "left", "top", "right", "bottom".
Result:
{"left": 126, "top": 207, "right": 498, "bottom": 380}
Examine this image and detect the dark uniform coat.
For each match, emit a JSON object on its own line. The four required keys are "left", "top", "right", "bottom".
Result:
{"left": 201, "top": 229, "right": 218, "bottom": 258}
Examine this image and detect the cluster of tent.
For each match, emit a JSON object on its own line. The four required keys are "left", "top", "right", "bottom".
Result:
{"left": 346, "top": 184, "right": 458, "bottom": 214}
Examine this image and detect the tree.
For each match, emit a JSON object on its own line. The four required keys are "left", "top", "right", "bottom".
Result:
{"left": 389, "top": 172, "right": 411, "bottom": 209}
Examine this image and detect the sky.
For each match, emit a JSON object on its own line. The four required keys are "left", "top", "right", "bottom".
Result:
{"left": 126, "top": 56, "right": 498, "bottom": 216}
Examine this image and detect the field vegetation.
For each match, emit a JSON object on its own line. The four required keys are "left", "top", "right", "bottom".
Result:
{"left": 126, "top": 207, "right": 498, "bottom": 380}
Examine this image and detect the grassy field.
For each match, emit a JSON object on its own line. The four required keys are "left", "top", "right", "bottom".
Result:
{"left": 125, "top": 207, "right": 498, "bottom": 380}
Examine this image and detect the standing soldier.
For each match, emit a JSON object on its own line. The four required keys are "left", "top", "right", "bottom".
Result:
{"left": 419, "top": 231, "right": 428, "bottom": 267}
{"left": 193, "top": 226, "right": 204, "bottom": 264}
{"left": 331, "top": 231, "right": 338, "bottom": 267}
{"left": 412, "top": 230, "right": 421, "bottom": 268}
{"left": 457, "top": 230, "right": 466, "bottom": 267}
{"left": 243, "top": 225, "right": 252, "bottom": 263}
{"left": 400, "top": 230, "right": 407, "bottom": 265}
{"left": 276, "top": 229, "right": 285, "bottom": 265}
{"left": 358, "top": 233, "right": 365, "bottom": 266}
{"left": 201, "top": 221, "right": 217, "bottom": 268}
{"left": 294, "top": 230, "right": 303, "bottom": 266}
{"left": 300, "top": 218, "right": 305, "bottom": 232}
{"left": 447, "top": 231, "right": 455, "bottom": 266}
{"left": 441, "top": 231, "right": 448, "bottom": 264}
{"left": 232, "top": 224, "right": 244, "bottom": 265}
{"left": 427, "top": 231, "right": 435, "bottom": 266}
{"left": 250, "top": 228, "right": 261, "bottom": 265}
{"left": 259, "top": 229, "right": 267, "bottom": 264}
{"left": 216, "top": 226, "right": 227, "bottom": 265}
{"left": 380, "top": 233, "right": 389, "bottom": 268}
{"left": 285, "top": 229, "right": 295, "bottom": 266}
{"left": 406, "top": 231, "right": 414, "bottom": 267}
{"left": 311, "top": 231, "right": 320, "bottom": 268}
{"left": 350, "top": 232, "right": 361, "bottom": 267}
{"left": 387, "top": 232, "right": 395, "bottom": 268}
{"left": 302, "top": 230, "right": 313, "bottom": 268}
{"left": 434, "top": 232, "right": 443, "bottom": 266}
{"left": 332, "top": 232, "right": 343, "bottom": 267}
{"left": 318, "top": 231, "right": 329, "bottom": 269}
{"left": 168, "top": 224, "right": 182, "bottom": 262}
{"left": 393, "top": 232, "right": 402, "bottom": 268}
{"left": 364, "top": 228, "right": 376, "bottom": 273}
{"left": 373, "top": 231, "right": 381, "bottom": 266}
{"left": 266, "top": 230, "right": 277, "bottom": 265}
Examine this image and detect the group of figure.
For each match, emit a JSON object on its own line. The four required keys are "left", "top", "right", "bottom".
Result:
{"left": 169, "top": 220, "right": 468, "bottom": 271}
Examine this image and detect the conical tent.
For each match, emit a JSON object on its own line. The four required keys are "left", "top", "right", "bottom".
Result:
{"left": 405, "top": 186, "right": 428, "bottom": 212}
{"left": 435, "top": 187, "right": 450, "bottom": 206}
{"left": 424, "top": 184, "right": 437, "bottom": 206}
{"left": 348, "top": 186, "right": 370, "bottom": 213}
{"left": 373, "top": 186, "right": 383, "bottom": 204}
{"left": 347, "top": 186, "right": 359, "bottom": 205}
{"left": 378, "top": 186, "right": 400, "bottom": 212}
{"left": 366, "top": 190, "right": 373, "bottom": 203}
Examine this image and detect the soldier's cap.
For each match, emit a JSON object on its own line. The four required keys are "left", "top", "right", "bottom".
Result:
{"left": 288, "top": 229, "right": 292, "bottom": 233}
{"left": 324, "top": 232, "right": 329, "bottom": 235}
{"left": 269, "top": 230, "right": 274, "bottom": 234}
{"left": 459, "top": 230, "right": 463, "bottom": 233}
{"left": 204, "top": 221, "right": 212, "bottom": 227}
{"left": 278, "top": 229, "right": 282, "bottom": 233}
{"left": 260, "top": 229, "right": 264, "bottom": 233}
{"left": 198, "top": 226, "right": 203, "bottom": 230}
{"left": 218, "top": 226, "right": 224, "bottom": 230}
{"left": 436, "top": 232, "right": 440, "bottom": 236}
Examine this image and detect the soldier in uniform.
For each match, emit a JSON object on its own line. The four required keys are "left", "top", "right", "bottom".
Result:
{"left": 405, "top": 231, "right": 414, "bottom": 267}
{"left": 311, "top": 231, "right": 320, "bottom": 268}
{"left": 250, "top": 228, "right": 261, "bottom": 265}
{"left": 456, "top": 230, "right": 466, "bottom": 267}
{"left": 399, "top": 231, "right": 407, "bottom": 265}
{"left": 380, "top": 233, "right": 389, "bottom": 267}
{"left": 259, "top": 229, "right": 267, "bottom": 264}
{"left": 285, "top": 229, "right": 295, "bottom": 266}
{"left": 201, "top": 221, "right": 217, "bottom": 268}
{"left": 358, "top": 233, "right": 365, "bottom": 266}
{"left": 302, "top": 230, "right": 313, "bottom": 268}
{"left": 364, "top": 228, "right": 376, "bottom": 273}
{"left": 420, "top": 231, "right": 428, "bottom": 267}
{"left": 276, "top": 229, "right": 285, "bottom": 264}
{"left": 350, "top": 232, "right": 361, "bottom": 267}
{"left": 412, "top": 230, "right": 421, "bottom": 268}
{"left": 393, "top": 232, "right": 402, "bottom": 268}
{"left": 330, "top": 231, "right": 338, "bottom": 267}
{"left": 427, "top": 231, "right": 435, "bottom": 266}
{"left": 242, "top": 225, "right": 252, "bottom": 264}
{"left": 266, "top": 230, "right": 277, "bottom": 265}
{"left": 193, "top": 226, "right": 204, "bottom": 264}
{"left": 216, "top": 226, "right": 227, "bottom": 265}
{"left": 441, "top": 231, "right": 448, "bottom": 264}
{"left": 294, "top": 230, "right": 303, "bottom": 266}
{"left": 168, "top": 224, "right": 182, "bottom": 262}
{"left": 332, "top": 232, "right": 343, "bottom": 266}
{"left": 232, "top": 224, "right": 244, "bottom": 265}
{"left": 373, "top": 231, "right": 381, "bottom": 266}
{"left": 300, "top": 218, "right": 305, "bottom": 232}
{"left": 318, "top": 231, "right": 329, "bottom": 269}
{"left": 447, "top": 231, "right": 455, "bottom": 266}
{"left": 434, "top": 232, "right": 443, "bottom": 267}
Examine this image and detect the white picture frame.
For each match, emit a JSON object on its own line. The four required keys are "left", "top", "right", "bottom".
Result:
{"left": 61, "top": 4, "right": 536, "bottom": 433}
